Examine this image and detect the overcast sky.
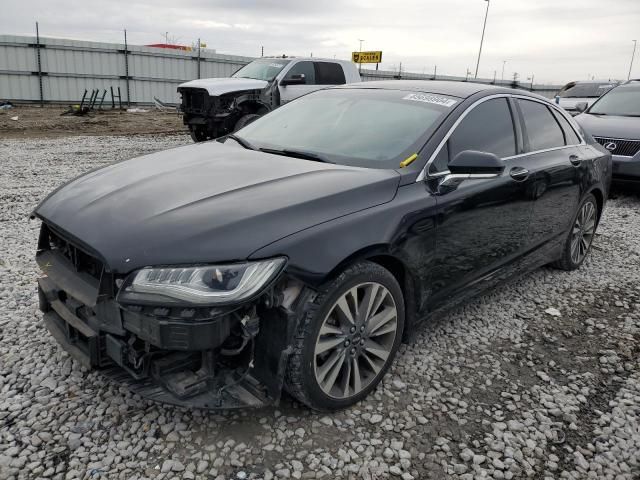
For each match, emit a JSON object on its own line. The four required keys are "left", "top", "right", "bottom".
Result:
{"left": 2, "top": 0, "right": 639, "bottom": 84}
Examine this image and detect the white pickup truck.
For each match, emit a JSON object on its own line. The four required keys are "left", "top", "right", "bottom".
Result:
{"left": 178, "top": 57, "right": 361, "bottom": 142}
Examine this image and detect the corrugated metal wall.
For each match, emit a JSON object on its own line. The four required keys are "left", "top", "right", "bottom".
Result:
{"left": 0, "top": 35, "right": 253, "bottom": 104}
{"left": 0, "top": 34, "right": 561, "bottom": 104}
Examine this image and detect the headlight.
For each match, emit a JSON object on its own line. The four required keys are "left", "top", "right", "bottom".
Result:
{"left": 116, "top": 257, "right": 286, "bottom": 306}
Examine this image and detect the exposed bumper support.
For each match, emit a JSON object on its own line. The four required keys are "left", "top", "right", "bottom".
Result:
{"left": 38, "top": 275, "right": 297, "bottom": 410}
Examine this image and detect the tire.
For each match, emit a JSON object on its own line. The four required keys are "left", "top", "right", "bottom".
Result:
{"left": 234, "top": 114, "right": 261, "bottom": 131}
{"left": 188, "top": 125, "right": 211, "bottom": 143}
{"left": 285, "top": 261, "right": 405, "bottom": 411}
{"left": 552, "top": 193, "right": 599, "bottom": 271}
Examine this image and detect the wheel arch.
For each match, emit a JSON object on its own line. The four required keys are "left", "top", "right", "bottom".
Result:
{"left": 237, "top": 98, "right": 271, "bottom": 115}
{"left": 587, "top": 186, "right": 604, "bottom": 223}
{"left": 320, "top": 246, "right": 419, "bottom": 341}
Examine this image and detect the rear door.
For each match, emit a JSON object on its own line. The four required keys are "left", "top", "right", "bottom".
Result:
{"left": 428, "top": 96, "right": 537, "bottom": 308}
{"left": 514, "top": 98, "right": 584, "bottom": 248}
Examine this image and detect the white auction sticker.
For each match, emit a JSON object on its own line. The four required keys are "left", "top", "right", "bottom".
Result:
{"left": 269, "top": 63, "right": 285, "bottom": 68}
{"left": 402, "top": 93, "right": 457, "bottom": 107}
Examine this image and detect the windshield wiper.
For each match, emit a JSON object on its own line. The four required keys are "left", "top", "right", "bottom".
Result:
{"left": 259, "top": 148, "right": 333, "bottom": 163}
{"left": 226, "top": 134, "right": 257, "bottom": 150}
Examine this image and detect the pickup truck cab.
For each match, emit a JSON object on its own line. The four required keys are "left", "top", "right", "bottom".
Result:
{"left": 178, "top": 57, "right": 361, "bottom": 142}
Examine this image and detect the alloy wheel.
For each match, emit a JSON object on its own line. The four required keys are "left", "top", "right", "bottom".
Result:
{"left": 570, "top": 200, "right": 596, "bottom": 265}
{"left": 313, "top": 282, "right": 398, "bottom": 399}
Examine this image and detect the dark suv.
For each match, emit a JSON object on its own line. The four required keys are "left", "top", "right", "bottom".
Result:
{"left": 575, "top": 81, "right": 640, "bottom": 185}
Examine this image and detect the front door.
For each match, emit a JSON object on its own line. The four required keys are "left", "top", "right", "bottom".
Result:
{"left": 427, "top": 96, "right": 537, "bottom": 309}
{"left": 278, "top": 61, "right": 320, "bottom": 104}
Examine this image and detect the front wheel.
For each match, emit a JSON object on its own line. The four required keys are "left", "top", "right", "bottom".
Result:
{"left": 552, "top": 193, "right": 599, "bottom": 270}
{"left": 285, "top": 262, "right": 405, "bottom": 411}
{"left": 188, "top": 125, "right": 212, "bottom": 142}
{"left": 234, "top": 114, "right": 261, "bottom": 131}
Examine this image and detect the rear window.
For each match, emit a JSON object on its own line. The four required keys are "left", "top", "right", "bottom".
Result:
{"left": 518, "top": 100, "right": 565, "bottom": 151}
{"left": 314, "top": 62, "right": 346, "bottom": 85}
{"left": 551, "top": 109, "right": 582, "bottom": 145}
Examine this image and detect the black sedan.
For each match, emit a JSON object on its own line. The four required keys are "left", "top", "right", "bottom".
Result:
{"left": 33, "top": 81, "right": 611, "bottom": 411}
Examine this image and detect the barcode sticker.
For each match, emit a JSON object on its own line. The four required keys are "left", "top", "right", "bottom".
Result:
{"left": 402, "top": 93, "right": 457, "bottom": 107}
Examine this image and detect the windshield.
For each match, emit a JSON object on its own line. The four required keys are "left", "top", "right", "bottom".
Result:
{"left": 232, "top": 59, "right": 290, "bottom": 81}
{"left": 588, "top": 85, "right": 640, "bottom": 116}
{"left": 558, "top": 82, "right": 615, "bottom": 98}
{"left": 234, "top": 88, "right": 455, "bottom": 168}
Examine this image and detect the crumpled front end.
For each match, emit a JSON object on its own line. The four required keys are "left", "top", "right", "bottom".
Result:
{"left": 36, "top": 222, "right": 306, "bottom": 409}
{"left": 178, "top": 86, "right": 271, "bottom": 140}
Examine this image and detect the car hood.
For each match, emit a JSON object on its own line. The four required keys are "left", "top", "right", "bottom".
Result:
{"left": 35, "top": 142, "right": 400, "bottom": 273}
{"left": 177, "top": 77, "right": 269, "bottom": 96}
{"left": 575, "top": 113, "right": 640, "bottom": 139}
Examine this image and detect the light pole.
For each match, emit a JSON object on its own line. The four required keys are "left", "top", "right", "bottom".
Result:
{"left": 527, "top": 74, "right": 535, "bottom": 90}
{"left": 501, "top": 60, "right": 506, "bottom": 81}
{"left": 474, "top": 0, "right": 490, "bottom": 78}
{"left": 358, "top": 39, "right": 365, "bottom": 74}
{"left": 629, "top": 40, "right": 637, "bottom": 80}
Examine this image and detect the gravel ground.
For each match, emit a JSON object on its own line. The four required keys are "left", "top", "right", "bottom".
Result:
{"left": 1, "top": 135, "right": 639, "bottom": 480}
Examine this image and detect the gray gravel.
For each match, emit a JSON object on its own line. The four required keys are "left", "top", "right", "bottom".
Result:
{"left": 1, "top": 134, "right": 639, "bottom": 480}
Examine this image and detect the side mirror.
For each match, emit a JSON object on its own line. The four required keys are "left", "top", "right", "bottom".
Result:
{"left": 574, "top": 102, "right": 588, "bottom": 113}
{"left": 448, "top": 150, "right": 504, "bottom": 175}
{"left": 280, "top": 74, "right": 306, "bottom": 86}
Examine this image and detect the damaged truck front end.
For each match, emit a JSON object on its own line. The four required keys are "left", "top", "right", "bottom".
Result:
{"left": 178, "top": 86, "right": 274, "bottom": 142}
{"left": 36, "top": 222, "right": 308, "bottom": 409}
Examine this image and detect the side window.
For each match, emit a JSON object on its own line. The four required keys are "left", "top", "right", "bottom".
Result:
{"left": 448, "top": 98, "right": 517, "bottom": 161}
{"left": 518, "top": 99, "right": 566, "bottom": 151}
{"left": 314, "top": 62, "right": 346, "bottom": 85}
{"left": 551, "top": 109, "right": 582, "bottom": 145}
{"left": 285, "top": 61, "right": 316, "bottom": 84}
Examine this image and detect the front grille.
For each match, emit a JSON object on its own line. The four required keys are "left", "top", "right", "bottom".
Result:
{"left": 593, "top": 137, "right": 640, "bottom": 157}
{"left": 44, "top": 225, "right": 104, "bottom": 281}
{"left": 180, "top": 88, "right": 208, "bottom": 115}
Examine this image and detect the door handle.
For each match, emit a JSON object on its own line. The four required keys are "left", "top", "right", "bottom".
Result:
{"left": 509, "top": 167, "right": 529, "bottom": 181}
{"left": 569, "top": 154, "right": 582, "bottom": 166}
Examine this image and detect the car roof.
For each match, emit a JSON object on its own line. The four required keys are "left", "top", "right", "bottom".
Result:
{"left": 261, "top": 56, "right": 351, "bottom": 64}
{"left": 563, "top": 80, "right": 617, "bottom": 85}
{"left": 336, "top": 80, "right": 533, "bottom": 99}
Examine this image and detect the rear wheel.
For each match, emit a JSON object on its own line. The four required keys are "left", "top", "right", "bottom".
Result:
{"left": 285, "top": 262, "right": 405, "bottom": 411}
{"left": 553, "top": 193, "right": 598, "bottom": 270}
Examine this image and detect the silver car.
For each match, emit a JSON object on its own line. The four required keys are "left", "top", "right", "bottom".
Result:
{"left": 575, "top": 81, "right": 640, "bottom": 185}
{"left": 555, "top": 81, "right": 617, "bottom": 115}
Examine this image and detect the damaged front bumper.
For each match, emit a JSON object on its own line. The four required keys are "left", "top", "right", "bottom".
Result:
{"left": 36, "top": 225, "right": 304, "bottom": 409}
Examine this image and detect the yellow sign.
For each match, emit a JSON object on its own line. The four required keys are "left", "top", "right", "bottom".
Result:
{"left": 352, "top": 51, "right": 382, "bottom": 64}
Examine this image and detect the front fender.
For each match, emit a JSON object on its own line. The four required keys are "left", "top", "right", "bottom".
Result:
{"left": 249, "top": 182, "right": 439, "bottom": 319}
